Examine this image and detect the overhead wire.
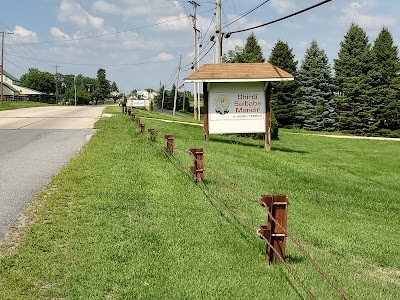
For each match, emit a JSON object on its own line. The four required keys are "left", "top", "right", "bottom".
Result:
{"left": 221, "top": 0, "right": 271, "bottom": 30}
{"left": 6, "top": 53, "right": 178, "bottom": 67}
{"left": 226, "top": 0, "right": 332, "bottom": 36}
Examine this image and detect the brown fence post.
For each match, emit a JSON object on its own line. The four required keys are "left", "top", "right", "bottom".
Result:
{"left": 140, "top": 123, "right": 145, "bottom": 133}
{"left": 148, "top": 128, "right": 155, "bottom": 141}
{"left": 189, "top": 148, "right": 204, "bottom": 182}
{"left": 258, "top": 194, "right": 288, "bottom": 264}
{"left": 136, "top": 118, "right": 141, "bottom": 127}
{"left": 164, "top": 135, "right": 174, "bottom": 154}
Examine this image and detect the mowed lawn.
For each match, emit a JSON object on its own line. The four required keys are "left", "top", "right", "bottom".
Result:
{"left": 0, "top": 108, "right": 399, "bottom": 299}
{"left": 0, "top": 102, "right": 52, "bottom": 111}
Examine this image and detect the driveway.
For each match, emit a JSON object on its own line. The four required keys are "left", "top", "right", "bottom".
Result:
{"left": 0, "top": 106, "right": 105, "bottom": 238}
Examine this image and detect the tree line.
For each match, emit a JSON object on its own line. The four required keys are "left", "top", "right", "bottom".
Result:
{"left": 20, "top": 68, "right": 120, "bottom": 104}
{"left": 224, "top": 24, "right": 400, "bottom": 137}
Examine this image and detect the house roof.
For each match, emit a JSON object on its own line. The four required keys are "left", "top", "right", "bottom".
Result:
{"left": 3, "top": 82, "right": 19, "bottom": 93}
{"left": 18, "top": 86, "right": 45, "bottom": 95}
{"left": 1, "top": 69, "right": 20, "bottom": 82}
{"left": 184, "top": 63, "right": 294, "bottom": 83}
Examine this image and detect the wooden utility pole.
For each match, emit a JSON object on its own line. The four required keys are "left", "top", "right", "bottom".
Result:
{"left": 161, "top": 85, "right": 166, "bottom": 113}
{"left": 1, "top": 31, "right": 14, "bottom": 104}
{"left": 190, "top": 1, "right": 200, "bottom": 120}
{"left": 173, "top": 55, "right": 182, "bottom": 116}
{"left": 215, "top": 0, "right": 222, "bottom": 64}
{"left": 52, "top": 65, "right": 62, "bottom": 104}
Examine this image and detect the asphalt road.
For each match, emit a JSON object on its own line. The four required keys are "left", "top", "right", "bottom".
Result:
{"left": 0, "top": 106, "right": 104, "bottom": 238}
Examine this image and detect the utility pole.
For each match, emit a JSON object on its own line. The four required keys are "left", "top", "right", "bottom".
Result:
{"left": 1, "top": 31, "right": 14, "bottom": 104}
{"left": 215, "top": 0, "right": 222, "bottom": 64}
{"left": 190, "top": 1, "right": 200, "bottom": 120}
{"left": 173, "top": 55, "right": 182, "bottom": 116}
{"left": 52, "top": 65, "right": 62, "bottom": 104}
{"left": 182, "top": 84, "right": 186, "bottom": 112}
{"left": 161, "top": 85, "right": 165, "bottom": 113}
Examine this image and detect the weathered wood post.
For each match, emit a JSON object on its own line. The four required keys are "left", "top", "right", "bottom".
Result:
{"left": 258, "top": 194, "right": 288, "bottom": 264}
{"left": 189, "top": 148, "right": 204, "bottom": 182}
{"left": 164, "top": 135, "right": 174, "bottom": 154}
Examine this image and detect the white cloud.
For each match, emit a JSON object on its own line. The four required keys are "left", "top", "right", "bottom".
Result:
{"left": 92, "top": 0, "right": 121, "bottom": 14}
{"left": 270, "top": 0, "right": 296, "bottom": 14}
{"left": 153, "top": 52, "right": 175, "bottom": 61}
{"left": 58, "top": 0, "right": 105, "bottom": 30}
{"left": 343, "top": 2, "right": 396, "bottom": 29}
{"left": 12, "top": 26, "right": 38, "bottom": 42}
{"left": 155, "top": 13, "right": 191, "bottom": 32}
{"left": 50, "top": 27, "right": 70, "bottom": 40}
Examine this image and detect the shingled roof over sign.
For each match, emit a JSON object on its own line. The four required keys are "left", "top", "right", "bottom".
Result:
{"left": 184, "top": 63, "right": 294, "bottom": 83}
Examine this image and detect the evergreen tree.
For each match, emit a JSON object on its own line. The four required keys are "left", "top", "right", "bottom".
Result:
{"left": 268, "top": 40, "right": 299, "bottom": 127}
{"left": 297, "top": 40, "right": 336, "bottom": 131}
{"left": 222, "top": 32, "right": 264, "bottom": 63}
{"left": 334, "top": 24, "right": 373, "bottom": 134}
{"left": 111, "top": 81, "right": 119, "bottom": 92}
{"left": 369, "top": 27, "right": 400, "bottom": 131}
{"left": 95, "top": 68, "right": 110, "bottom": 101}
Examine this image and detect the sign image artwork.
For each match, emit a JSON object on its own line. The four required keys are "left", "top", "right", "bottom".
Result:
{"left": 210, "top": 92, "right": 265, "bottom": 122}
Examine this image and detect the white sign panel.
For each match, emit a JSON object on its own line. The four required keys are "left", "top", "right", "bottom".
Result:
{"left": 132, "top": 100, "right": 145, "bottom": 107}
{"left": 208, "top": 82, "right": 266, "bottom": 134}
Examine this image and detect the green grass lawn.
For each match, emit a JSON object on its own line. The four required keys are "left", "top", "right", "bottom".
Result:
{"left": 0, "top": 102, "right": 52, "bottom": 111}
{"left": 0, "top": 108, "right": 399, "bottom": 299}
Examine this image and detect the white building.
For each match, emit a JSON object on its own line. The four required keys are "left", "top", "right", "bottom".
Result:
{"left": 1, "top": 69, "right": 44, "bottom": 97}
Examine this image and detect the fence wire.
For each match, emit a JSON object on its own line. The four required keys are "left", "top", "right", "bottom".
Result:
{"left": 129, "top": 111, "right": 351, "bottom": 300}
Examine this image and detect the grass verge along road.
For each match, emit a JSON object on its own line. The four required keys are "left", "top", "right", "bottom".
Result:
{"left": 0, "top": 109, "right": 398, "bottom": 299}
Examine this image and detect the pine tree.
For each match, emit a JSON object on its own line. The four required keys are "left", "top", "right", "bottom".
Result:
{"left": 369, "top": 27, "right": 400, "bottom": 132}
{"left": 268, "top": 41, "right": 299, "bottom": 127}
{"left": 297, "top": 40, "right": 336, "bottom": 131}
{"left": 334, "top": 24, "right": 373, "bottom": 134}
{"left": 222, "top": 32, "right": 264, "bottom": 63}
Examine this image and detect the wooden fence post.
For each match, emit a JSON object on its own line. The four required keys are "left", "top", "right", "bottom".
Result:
{"left": 258, "top": 195, "right": 288, "bottom": 264}
{"left": 164, "top": 135, "right": 174, "bottom": 154}
{"left": 189, "top": 148, "right": 204, "bottom": 182}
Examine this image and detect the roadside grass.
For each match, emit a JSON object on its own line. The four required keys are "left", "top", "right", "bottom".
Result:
{"left": 0, "top": 109, "right": 399, "bottom": 299}
{"left": 0, "top": 102, "right": 52, "bottom": 111}
{"left": 104, "top": 106, "right": 202, "bottom": 124}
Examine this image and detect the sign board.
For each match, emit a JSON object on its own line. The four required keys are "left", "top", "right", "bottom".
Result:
{"left": 208, "top": 82, "right": 266, "bottom": 134}
{"left": 132, "top": 99, "right": 145, "bottom": 107}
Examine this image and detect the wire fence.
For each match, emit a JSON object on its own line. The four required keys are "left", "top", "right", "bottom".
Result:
{"left": 127, "top": 109, "right": 350, "bottom": 300}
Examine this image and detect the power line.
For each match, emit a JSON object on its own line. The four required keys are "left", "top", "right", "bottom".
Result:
{"left": 8, "top": 7, "right": 216, "bottom": 46}
{"left": 6, "top": 53, "right": 178, "bottom": 67}
{"left": 225, "top": 0, "right": 332, "bottom": 37}
{"left": 221, "top": 0, "right": 271, "bottom": 30}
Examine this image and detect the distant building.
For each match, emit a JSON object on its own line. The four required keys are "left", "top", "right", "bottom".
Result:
{"left": 136, "top": 90, "right": 158, "bottom": 100}
{"left": 1, "top": 69, "right": 45, "bottom": 99}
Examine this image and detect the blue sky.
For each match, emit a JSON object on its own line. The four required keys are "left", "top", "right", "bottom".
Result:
{"left": 1, "top": 0, "right": 399, "bottom": 93}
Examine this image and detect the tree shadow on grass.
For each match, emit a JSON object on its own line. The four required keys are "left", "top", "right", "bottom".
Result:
{"left": 209, "top": 136, "right": 308, "bottom": 154}
{"left": 271, "top": 146, "right": 309, "bottom": 154}
{"left": 209, "top": 136, "right": 264, "bottom": 149}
